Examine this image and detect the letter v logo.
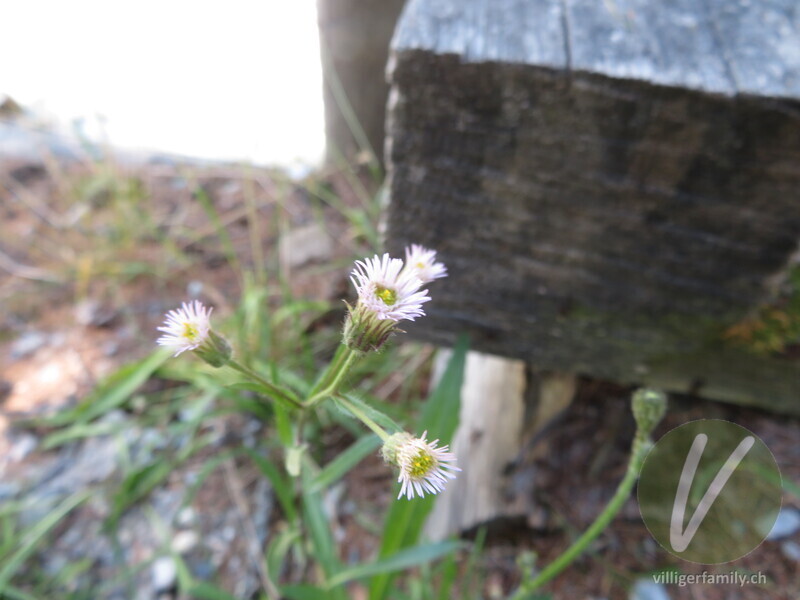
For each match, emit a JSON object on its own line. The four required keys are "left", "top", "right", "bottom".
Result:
{"left": 638, "top": 420, "right": 782, "bottom": 563}
{"left": 669, "top": 433, "right": 754, "bottom": 552}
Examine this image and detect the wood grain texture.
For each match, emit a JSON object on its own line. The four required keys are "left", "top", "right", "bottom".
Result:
{"left": 385, "top": 0, "right": 800, "bottom": 413}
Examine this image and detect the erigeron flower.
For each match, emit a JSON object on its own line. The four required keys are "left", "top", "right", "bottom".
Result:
{"left": 382, "top": 431, "right": 460, "bottom": 500}
{"left": 157, "top": 300, "right": 231, "bottom": 367}
{"left": 403, "top": 244, "right": 448, "bottom": 283}
{"left": 157, "top": 300, "right": 212, "bottom": 356}
{"left": 350, "top": 253, "right": 430, "bottom": 322}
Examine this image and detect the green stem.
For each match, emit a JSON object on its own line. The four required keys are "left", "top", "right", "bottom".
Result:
{"left": 510, "top": 434, "right": 652, "bottom": 598}
{"left": 304, "top": 347, "right": 360, "bottom": 407}
{"left": 308, "top": 343, "right": 349, "bottom": 398}
{"left": 228, "top": 359, "right": 303, "bottom": 410}
{"left": 335, "top": 395, "right": 390, "bottom": 441}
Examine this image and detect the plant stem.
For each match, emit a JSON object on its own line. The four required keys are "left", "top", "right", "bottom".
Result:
{"left": 304, "top": 347, "right": 360, "bottom": 407}
{"left": 228, "top": 359, "right": 303, "bottom": 409}
{"left": 307, "top": 343, "right": 348, "bottom": 398}
{"left": 335, "top": 395, "right": 390, "bottom": 441}
{"left": 510, "top": 434, "right": 652, "bottom": 598}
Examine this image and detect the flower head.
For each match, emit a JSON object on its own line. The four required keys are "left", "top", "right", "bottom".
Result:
{"left": 156, "top": 300, "right": 232, "bottom": 367}
{"left": 157, "top": 300, "right": 212, "bottom": 356}
{"left": 403, "top": 244, "right": 448, "bottom": 283}
{"left": 382, "top": 431, "right": 460, "bottom": 500}
{"left": 350, "top": 253, "right": 430, "bottom": 322}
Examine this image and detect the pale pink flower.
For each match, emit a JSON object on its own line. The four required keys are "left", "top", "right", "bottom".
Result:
{"left": 350, "top": 253, "right": 430, "bottom": 322}
{"left": 403, "top": 244, "right": 448, "bottom": 283}
{"left": 157, "top": 300, "right": 213, "bottom": 356}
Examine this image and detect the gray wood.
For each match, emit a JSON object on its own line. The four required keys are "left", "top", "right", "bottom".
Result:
{"left": 566, "top": 0, "right": 735, "bottom": 94}
{"left": 704, "top": 0, "right": 800, "bottom": 98}
{"left": 393, "top": 0, "right": 567, "bottom": 68}
{"left": 384, "top": 0, "right": 800, "bottom": 414}
{"left": 317, "top": 0, "right": 406, "bottom": 164}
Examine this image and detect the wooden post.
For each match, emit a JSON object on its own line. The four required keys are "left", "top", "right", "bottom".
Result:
{"left": 384, "top": 0, "right": 800, "bottom": 415}
{"left": 317, "top": 0, "right": 406, "bottom": 166}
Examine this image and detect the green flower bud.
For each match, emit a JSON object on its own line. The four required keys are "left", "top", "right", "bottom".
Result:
{"left": 632, "top": 388, "right": 667, "bottom": 436}
{"left": 194, "top": 329, "right": 233, "bottom": 368}
{"left": 343, "top": 302, "right": 397, "bottom": 353}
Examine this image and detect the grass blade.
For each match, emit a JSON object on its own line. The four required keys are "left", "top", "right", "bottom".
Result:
{"left": 0, "top": 490, "right": 91, "bottom": 588}
{"left": 327, "top": 540, "right": 463, "bottom": 588}
{"left": 245, "top": 448, "right": 298, "bottom": 525}
{"left": 368, "top": 335, "right": 468, "bottom": 600}
{"left": 42, "top": 349, "right": 171, "bottom": 426}
{"left": 308, "top": 434, "right": 381, "bottom": 493}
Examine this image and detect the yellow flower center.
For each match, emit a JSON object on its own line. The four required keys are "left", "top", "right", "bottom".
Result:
{"left": 375, "top": 285, "right": 397, "bottom": 306}
{"left": 408, "top": 450, "right": 435, "bottom": 478}
{"left": 182, "top": 322, "right": 199, "bottom": 341}
{"left": 416, "top": 262, "right": 425, "bottom": 269}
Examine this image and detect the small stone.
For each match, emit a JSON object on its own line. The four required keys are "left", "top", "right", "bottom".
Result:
{"left": 9, "top": 433, "right": 37, "bottom": 461}
{"left": 279, "top": 223, "right": 332, "bottom": 271}
{"left": 781, "top": 540, "right": 800, "bottom": 561}
{"left": 172, "top": 530, "right": 199, "bottom": 554}
{"left": 151, "top": 556, "right": 177, "bottom": 592}
{"left": 11, "top": 331, "right": 47, "bottom": 359}
{"left": 630, "top": 579, "right": 670, "bottom": 600}
{"left": 187, "top": 281, "right": 204, "bottom": 297}
{"left": 175, "top": 507, "right": 196, "bottom": 527}
{"left": 767, "top": 507, "right": 800, "bottom": 540}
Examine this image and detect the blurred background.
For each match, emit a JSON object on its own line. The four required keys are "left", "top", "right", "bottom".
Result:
{"left": 1, "top": 0, "right": 325, "bottom": 167}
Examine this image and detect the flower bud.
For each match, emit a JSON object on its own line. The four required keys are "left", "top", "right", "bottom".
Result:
{"left": 632, "top": 388, "right": 667, "bottom": 436}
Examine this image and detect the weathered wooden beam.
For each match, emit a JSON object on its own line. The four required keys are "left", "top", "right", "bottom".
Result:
{"left": 317, "top": 0, "right": 406, "bottom": 164}
{"left": 384, "top": 0, "right": 800, "bottom": 414}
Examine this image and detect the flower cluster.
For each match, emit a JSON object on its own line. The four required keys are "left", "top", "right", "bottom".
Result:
{"left": 344, "top": 245, "right": 447, "bottom": 352}
{"left": 382, "top": 431, "right": 460, "bottom": 500}
{"left": 156, "top": 244, "right": 460, "bottom": 501}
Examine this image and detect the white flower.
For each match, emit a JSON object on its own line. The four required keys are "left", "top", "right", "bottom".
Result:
{"left": 403, "top": 244, "right": 448, "bottom": 283}
{"left": 157, "top": 300, "right": 213, "bottom": 356}
{"left": 394, "top": 431, "right": 460, "bottom": 500}
{"left": 350, "top": 253, "right": 430, "bottom": 322}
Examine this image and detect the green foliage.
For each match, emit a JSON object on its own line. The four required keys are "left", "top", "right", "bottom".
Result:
{"left": 368, "top": 335, "right": 468, "bottom": 600}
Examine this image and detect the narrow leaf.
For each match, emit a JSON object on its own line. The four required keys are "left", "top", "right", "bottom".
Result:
{"left": 328, "top": 540, "right": 463, "bottom": 588}
{"left": 368, "top": 335, "right": 468, "bottom": 600}
{"left": 309, "top": 434, "right": 380, "bottom": 493}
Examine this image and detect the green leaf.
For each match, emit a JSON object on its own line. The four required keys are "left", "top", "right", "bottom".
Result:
{"left": 308, "top": 434, "right": 381, "bottom": 493}
{"left": 42, "top": 420, "right": 123, "bottom": 449}
{"left": 244, "top": 448, "right": 298, "bottom": 524}
{"left": 185, "top": 582, "right": 240, "bottom": 600}
{"left": 301, "top": 462, "right": 339, "bottom": 578}
{"left": 280, "top": 584, "right": 331, "bottom": 600}
{"left": 266, "top": 526, "right": 301, "bottom": 584}
{"left": 106, "top": 460, "right": 173, "bottom": 530}
{"left": 274, "top": 401, "right": 294, "bottom": 447}
{"left": 0, "top": 490, "right": 91, "bottom": 588}
{"left": 299, "top": 460, "right": 346, "bottom": 600}
{"left": 327, "top": 540, "right": 463, "bottom": 588}
{"left": 42, "top": 349, "right": 171, "bottom": 426}
{"left": 368, "top": 335, "right": 468, "bottom": 600}
{"left": 334, "top": 393, "right": 402, "bottom": 433}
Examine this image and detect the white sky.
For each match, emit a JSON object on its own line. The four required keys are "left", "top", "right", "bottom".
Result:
{"left": 0, "top": 1, "right": 325, "bottom": 167}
